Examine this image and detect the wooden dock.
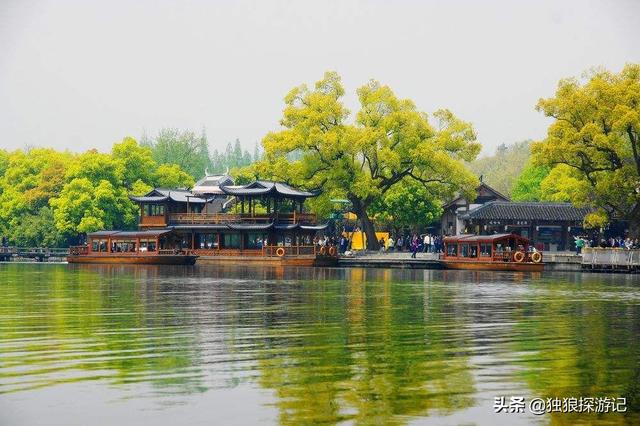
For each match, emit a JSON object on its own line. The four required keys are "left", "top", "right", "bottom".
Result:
{"left": 581, "top": 248, "right": 640, "bottom": 272}
{"left": 0, "top": 247, "right": 68, "bottom": 262}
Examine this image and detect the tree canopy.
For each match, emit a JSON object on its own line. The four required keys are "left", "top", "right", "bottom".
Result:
{"left": 253, "top": 71, "right": 480, "bottom": 249}
{"left": 532, "top": 64, "right": 640, "bottom": 234}
{"left": 511, "top": 162, "right": 551, "bottom": 201}
{"left": 141, "top": 128, "right": 211, "bottom": 180}
{"left": 369, "top": 179, "right": 443, "bottom": 234}
{"left": 468, "top": 140, "right": 532, "bottom": 197}
{"left": 0, "top": 138, "right": 194, "bottom": 246}
{"left": 210, "top": 139, "right": 257, "bottom": 174}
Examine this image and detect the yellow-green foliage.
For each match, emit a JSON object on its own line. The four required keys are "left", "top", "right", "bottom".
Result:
{"left": 533, "top": 64, "right": 640, "bottom": 234}
{"left": 253, "top": 71, "right": 480, "bottom": 249}
{"left": 0, "top": 138, "right": 195, "bottom": 246}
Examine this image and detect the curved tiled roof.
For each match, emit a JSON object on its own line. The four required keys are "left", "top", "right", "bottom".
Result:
{"left": 130, "top": 189, "right": 209, "bottom": 204}
{"left": 220, "top": 180, "right": 318, "bottom": 198}
{"left": 462, "top": 201, "right": 591, "bottom": 221}
{"left": 192, "top": 174, "right": 234, "bottom": 195}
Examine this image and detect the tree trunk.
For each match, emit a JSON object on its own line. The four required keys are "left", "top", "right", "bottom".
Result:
{"left": 629, "top": 204, "right": 640, "bottom": 239}
{"left": 350, "top": 198, "right": 380, "bottom": 251}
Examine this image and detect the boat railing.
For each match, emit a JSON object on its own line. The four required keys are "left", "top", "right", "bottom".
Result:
{"left": 189, "top": 245, "right": 319, "bottom": 257}
{"left": 263, "top": 245, "right": 317, "bottom": 257}
{"left": 491, "top": 250, "right": 542, "bottom": 263}
{"left": 69, "top": 246, "right": 89, "bottom": 255}
{"left": 167, "top": 212, "right": 317, "bottom": 225}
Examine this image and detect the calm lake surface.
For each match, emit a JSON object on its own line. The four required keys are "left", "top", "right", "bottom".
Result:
{"left": 1, "top": 263, "right": 639, "bottom": 425}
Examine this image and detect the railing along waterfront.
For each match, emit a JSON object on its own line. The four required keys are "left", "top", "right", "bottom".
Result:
{"left": 1, "top": 246, "right": 69, "bottom": 261}
{"left": 167, "top": 212, "right": 317, "bottom": 225}
{"left": 582, "top": 247, "right": 640, "bottom": 271}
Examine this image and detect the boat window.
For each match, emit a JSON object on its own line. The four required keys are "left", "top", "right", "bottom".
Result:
{"left": 181, "top": 234, "right": 192, "bottom": 249}
{"left": 223, "top": 233, "right": 241, "bottom": 249}
{"left": 197, "top": 233, "right": 218, "bottom": 249}
{"left": 246, "top": 233, "right": 267, "bottom": 249}
{"left": 460, "top": 244, "right": 469, "bottom": 257}
{"left": 91, "top": 239, "right": 109, "bottom": 252}
{"left": 140, "top": 240, "right": 156, "bottom": 252}
{"left": 112, "top": 240, "right": 137, "bottom": 252}
{"left": 469, "top": 245, "right": 478, "bottom": 258}
{"left": 480, "top": 243, "right": 492, "bottom": 257}
{"left": 276, "top": 235, "right": 293, "bottom": 247}
{"left": 447, "top": 243, "right": 457, "bottom": 256}
{"left": 145, "top": 204, "right": 165, "bottom": 216}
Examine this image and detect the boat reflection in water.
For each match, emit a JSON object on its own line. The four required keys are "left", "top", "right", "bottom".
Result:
{"left": 1, "top": 264, "right": 639, "bottom": 425}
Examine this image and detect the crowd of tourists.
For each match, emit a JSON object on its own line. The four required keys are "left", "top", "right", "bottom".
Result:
{"left": 313, "top": 231, "right": 444, "bottom": 257}
{"left": 378, "top": 233, "right": 443, "bottom": 258}
{"left": 574, "top": 235, "right": 640, "bottom": 254}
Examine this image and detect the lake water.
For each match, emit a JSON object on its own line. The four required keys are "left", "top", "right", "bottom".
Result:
{"left": 1, "top": 263, "right": 639, "bottom": 425}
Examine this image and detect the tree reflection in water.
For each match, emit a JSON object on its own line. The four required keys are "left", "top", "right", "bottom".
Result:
{"left": 1, "top": 264, "right": 639, "bottom": 424}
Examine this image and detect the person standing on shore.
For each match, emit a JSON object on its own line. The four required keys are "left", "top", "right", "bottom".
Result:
{"left": 411, "top": 236, "right": 418, "bottom": 258}
{"left": 386, "top": 236, "right": 394, "bottom": 252}
{"left": 574, "top": 236, "right": 585, "bottom": 255}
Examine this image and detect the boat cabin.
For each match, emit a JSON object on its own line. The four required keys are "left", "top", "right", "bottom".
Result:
{"left": 71, "top": 229, "right": 181, "bottom": 256}
{"left": 443, "top": 233, "right": 537, "bottom": 262}
{"left": 128, "top": 179, "right": 330, "bottom": 258}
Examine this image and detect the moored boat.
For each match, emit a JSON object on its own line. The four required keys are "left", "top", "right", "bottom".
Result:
{"left": 68, "top": 229, "right": 197, "bottom": 265}
{"left": 440, "top": 233, "right": 544, "bottom": 272}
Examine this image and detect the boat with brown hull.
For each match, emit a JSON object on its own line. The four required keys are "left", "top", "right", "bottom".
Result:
{"left": 441, "top": 233, "right": 544, "bottom": 272}
{"left": 68, "top": 230, "right": 198, "bottom": 265}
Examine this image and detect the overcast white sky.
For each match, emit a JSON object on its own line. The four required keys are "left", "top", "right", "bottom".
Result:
{"left": 1, "top": 0, "right": 638, "bottom": 155}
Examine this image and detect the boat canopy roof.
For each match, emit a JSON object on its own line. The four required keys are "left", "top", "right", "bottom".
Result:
{"left": 220, "top": 180, "right": 318, "bottom": 199}
{"left": 88, "top": 229, "right": 174, "bottom": 239}
{"left": 129, "top": 189, "right": 209, "bottom": 204}
{"left": 444, "top": 233, "right": 530, "bottom": 244}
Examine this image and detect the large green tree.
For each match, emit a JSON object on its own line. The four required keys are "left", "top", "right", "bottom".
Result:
{"left": 370, "top": 179, "right": 443, "bottom": 234}
{"left": 141, "top": 128, "right": 211, "bottom": 179}
{"left": 0, "top": 138, "right": 195, "bottom": 246}
{"left": 210, "top": 139, "right": 254, "bottom": 174}
{"left": 112, "top": 137, "right": 157, "bottom": 187}
{"left": 511, "top": 162, "right": 550, "bottom": 201}
{"left": 255, "top": 72, "right": 480, "bottom": 249}
{"left": 532, "top": 64, "right": 640, "bottom": 235}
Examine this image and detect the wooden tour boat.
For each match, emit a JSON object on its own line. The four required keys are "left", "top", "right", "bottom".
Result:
{"left": 441, "top": 233, "right": 544, "bottom": 272}
{"left": 68, "top": 175, "right": 338, "bottom": 267}
{"left": 68, "top": 230, "right": 198, "bottom": 265}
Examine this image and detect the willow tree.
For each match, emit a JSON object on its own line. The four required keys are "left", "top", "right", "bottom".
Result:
{"left": 532, "top": 64, "right": 640, "bottom": 235}
{"left": 255, "top": 72, "right": 480, "bottom": 249}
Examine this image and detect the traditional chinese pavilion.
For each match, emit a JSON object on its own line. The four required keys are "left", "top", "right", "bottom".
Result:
{"left": 128, "top": 174, "right": 334, "bottom": 265}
